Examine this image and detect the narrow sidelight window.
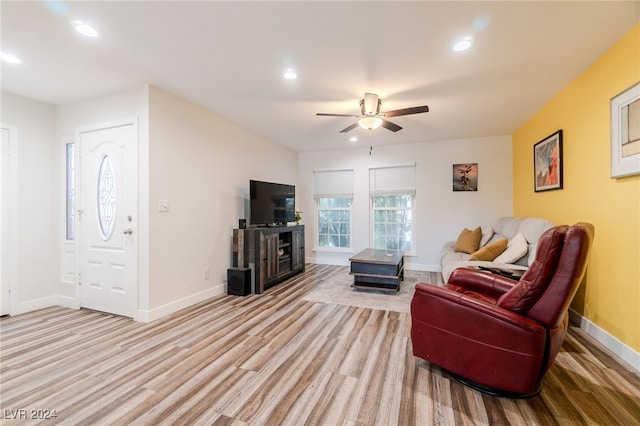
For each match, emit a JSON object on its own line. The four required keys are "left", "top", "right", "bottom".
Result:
{"left": 65, "top": 142, "right": 75, "bottom": 241}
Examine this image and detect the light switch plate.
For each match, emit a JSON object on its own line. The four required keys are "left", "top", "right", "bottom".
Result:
{"left": 158, "top": 200, "right": 170, "bottom": 212}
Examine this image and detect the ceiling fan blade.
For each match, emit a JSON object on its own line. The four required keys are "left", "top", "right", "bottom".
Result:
{"left": 339, "top": 122, "right": 360, "bottom": 133}
{"left": 316, "top": 113, "right": 360, "bottom": 117}
{"left": 380, "top": 119, "right": 402, "bottom": 132}
{"left": 382, "top": 105, "right": 429, "bottom": 117}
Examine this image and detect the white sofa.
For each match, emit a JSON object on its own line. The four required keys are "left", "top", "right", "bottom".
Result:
{"left": 440, "top": 217, "right": 554, "bottom": 282}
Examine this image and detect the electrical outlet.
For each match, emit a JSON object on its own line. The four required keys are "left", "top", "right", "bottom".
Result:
{"left": 202, "top": 267, "right": 210, "bottom": 280}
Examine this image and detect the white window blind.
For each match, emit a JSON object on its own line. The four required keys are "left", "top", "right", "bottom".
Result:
{"left": 369, "top": 165, "right": 416, "bottom": 195}
{"left": 313, "top": 169, "right": 354, "bottom": 199}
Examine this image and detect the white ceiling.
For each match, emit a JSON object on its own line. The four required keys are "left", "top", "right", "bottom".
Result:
{"left": 2, "top": 1, "right": 638, "bottom": 153}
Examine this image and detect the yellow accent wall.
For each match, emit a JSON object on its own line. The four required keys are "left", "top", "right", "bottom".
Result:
{"left": 513, "top": 25, "right": 640, "bottom": 352}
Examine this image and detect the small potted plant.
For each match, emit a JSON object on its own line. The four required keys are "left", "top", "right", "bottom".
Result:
{"left": 294, "top": 211, "right": 303, "bottom": 225}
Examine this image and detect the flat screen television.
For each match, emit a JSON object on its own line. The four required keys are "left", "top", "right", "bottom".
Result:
{"left": 250, "top": 180, "right": 295, "bottom": 226}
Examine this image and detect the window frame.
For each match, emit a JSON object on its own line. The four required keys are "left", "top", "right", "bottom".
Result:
{"left": 370, "top": 192, "right": 415, "bottom": 255}
{"left": 315, "top": 196, "right": 353, "bottom": 252}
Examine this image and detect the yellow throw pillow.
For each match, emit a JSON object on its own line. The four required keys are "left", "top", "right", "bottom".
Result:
{"left": 454, "top": 227, "right": 482, "bottom": 254}
{"left": 469, "top": 238, "right": 508, "bottom": 261}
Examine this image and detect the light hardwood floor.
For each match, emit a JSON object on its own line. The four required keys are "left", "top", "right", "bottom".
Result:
{"left": 1, "top": 264, "right": 639, "bottom": 425}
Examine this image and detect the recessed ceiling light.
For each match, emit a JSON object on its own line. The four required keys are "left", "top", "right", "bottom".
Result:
{"left": 0, "top": 51, "right": 22, "bottom": 64}
{"left": 283, "top": 69, "right": 297, "bottom": 80}
{"left": 350, "top": 136, "right": 358, "bottom": 142}
{"left": 453, "top": 36, "right": 474, "bottom": 52}
{"left": 72, "top": 20, "right": 100, "bottom": 38}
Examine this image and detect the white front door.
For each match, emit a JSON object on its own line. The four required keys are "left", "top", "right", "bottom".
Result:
{"left": 78, "top": 120, "right": 137, "bottom": 317}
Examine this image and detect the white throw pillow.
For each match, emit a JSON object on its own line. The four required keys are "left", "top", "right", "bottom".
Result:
{"left": 480, "top": 226, "right": 494, "bottom": 247}
{"left": 494, "top": 233, "right": 528, "bottom": 264}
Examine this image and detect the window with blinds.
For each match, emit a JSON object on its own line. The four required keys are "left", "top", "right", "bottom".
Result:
{"left": 314, "top": 169, "right": 354, "bottom": 249}
{"left": 369, "top": 165, "right": 415, "bottom": 252}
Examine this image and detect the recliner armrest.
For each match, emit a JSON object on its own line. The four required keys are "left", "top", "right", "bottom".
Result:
{"left": 412, "top": 283, "right": 546, "bottom": 337}
{"left": 447, "top": 268, "right": 517, "bottom": 299}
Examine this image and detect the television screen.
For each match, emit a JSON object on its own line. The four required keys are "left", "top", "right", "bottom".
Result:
{"left": 250, "top": 180, "right": 295, "bottom": 226}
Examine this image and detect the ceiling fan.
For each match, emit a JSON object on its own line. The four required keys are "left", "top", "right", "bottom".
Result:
{"left": 316, "top": 93, "right": 429, "bottom": 133}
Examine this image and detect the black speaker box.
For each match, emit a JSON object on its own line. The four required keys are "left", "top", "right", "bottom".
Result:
{"left": 227, "top": 267, "right": 251, "bottom": 296}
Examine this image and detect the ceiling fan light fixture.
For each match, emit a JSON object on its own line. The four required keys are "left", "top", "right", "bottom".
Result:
{"left": 317, "top": 92, "right": 428, "bottom": 134}
{"left": 359, "top": 116, "right": 383, "bottom": 130}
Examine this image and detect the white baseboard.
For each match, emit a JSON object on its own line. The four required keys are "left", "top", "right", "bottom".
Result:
{"left": 13, "top": 295, "right": 58, "bottom": 315}
{"left": 306, "top": 254, "right": 350, "bottom": 266}
{"left": 570, "top": 309, "right": 640, "bottom": 372}
{"left": 134, "top": 284, "right": 225, "bottom": 323}
{"left": 404, "top": 261, "right": 441, "bottom": 272}
{"left": 57, "top": 295, "right": 80, "bottom": 309}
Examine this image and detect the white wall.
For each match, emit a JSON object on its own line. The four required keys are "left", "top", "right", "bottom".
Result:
{"left": 146, "top": 87, "right": 298, "bottom": 319}
{"left": 298, "top": 135, "right": 514, "bottom": 270}
{"left": 1, "top": 92, "right": 57, "bottom": 313}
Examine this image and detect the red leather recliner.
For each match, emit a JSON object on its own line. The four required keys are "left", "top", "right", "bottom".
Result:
{"left": 410, "top": 223, "right": 595, "bottom": 397}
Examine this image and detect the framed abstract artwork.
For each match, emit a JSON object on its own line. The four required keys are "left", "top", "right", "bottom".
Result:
{"left": 534, "top": 130, "right": 563, "bottom": 192}
{"left": 611, "top": 82, "right": 640, "bottom": 178}
{"left": 453, "top": 163, "right": 478, "bottom": 191}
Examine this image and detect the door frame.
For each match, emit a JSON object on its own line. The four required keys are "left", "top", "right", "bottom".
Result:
{"left": 74, "top": 118, "right": 139, "bottom": 315}
{"left": 1, "top": 123, "right": 18, "bottom": 316}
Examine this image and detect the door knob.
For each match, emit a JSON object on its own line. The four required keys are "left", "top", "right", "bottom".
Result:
{"left": 123, "top": 228, "right": 133, "bottom": 235}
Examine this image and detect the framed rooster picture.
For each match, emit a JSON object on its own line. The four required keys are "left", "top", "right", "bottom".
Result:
{"left": 534, "top": 130, "right": 563, "bottom": 192}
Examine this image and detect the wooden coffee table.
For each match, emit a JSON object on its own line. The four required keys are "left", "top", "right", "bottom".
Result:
{"left": 349, "top": 248, "right": 404, "bottom": 292}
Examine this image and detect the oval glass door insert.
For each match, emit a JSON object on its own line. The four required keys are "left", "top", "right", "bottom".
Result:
{"left": 97, "top": 155, "right": 117, "bottom": 240}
